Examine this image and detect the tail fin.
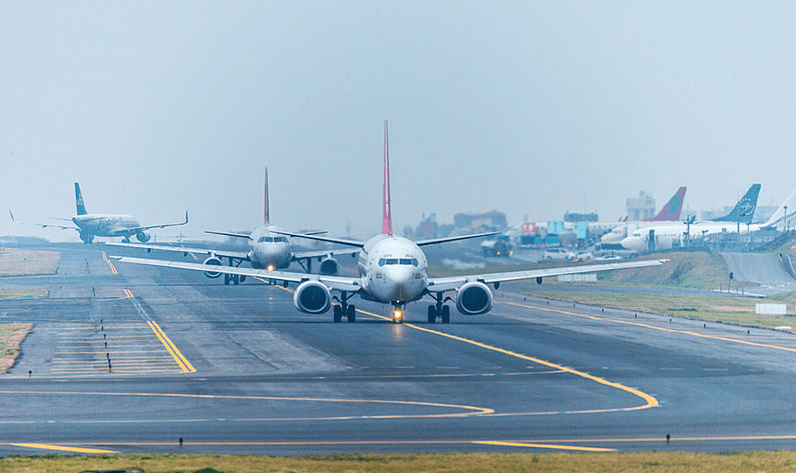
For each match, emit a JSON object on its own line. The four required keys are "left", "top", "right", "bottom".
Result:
{"left": 74, "top": 182, "right": 88, "bottom": 215}
{"left": 263, "top": 167, "right": 270, "bottom": 225}
{"left": 711, "top": 183, "right": 760, "bottom": 224}
{"left": 382, "top": 120, "right": 393, "bottom": 235}
{"left": 762, "top": 187, "right": 796, "bottom": 228}
{"left": 645, "top": 186, "right": 686, "bottom": 221}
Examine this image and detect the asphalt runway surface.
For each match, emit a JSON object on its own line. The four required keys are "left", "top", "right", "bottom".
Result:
{"left": 3, "top": 245, "right": 796, "bottom": 455}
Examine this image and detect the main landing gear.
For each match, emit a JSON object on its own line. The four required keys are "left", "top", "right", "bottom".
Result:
{"left": 224, "top": 274, "right": 245, "bottom": 285}
{"left": 427, "top": 292, "right": 452, "bottom": 324}
{"left": 333, "top": 291, "right": 356, "bottom": 323}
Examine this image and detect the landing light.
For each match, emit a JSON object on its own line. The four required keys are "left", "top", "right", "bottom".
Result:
{"left": 392, "top": 309, "right": 403, "bottom": 323}
{"left": 267, "top": 265, "right": 275, "bottom": 272}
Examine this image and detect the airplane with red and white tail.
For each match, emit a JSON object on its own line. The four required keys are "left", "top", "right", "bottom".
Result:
{"left": 116, "top": 121, "right": 666, "bottom": 323}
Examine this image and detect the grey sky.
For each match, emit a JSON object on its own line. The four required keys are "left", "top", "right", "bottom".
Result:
{"left": 2, "top": 1, "right": 795, "bottom": 241}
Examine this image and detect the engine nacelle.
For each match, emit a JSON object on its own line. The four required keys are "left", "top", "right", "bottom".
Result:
{"left": 293, "top": 281, "right": 331, "bottom": 314}
{"left": 455, "top": 281, "right": 493, "bottom": 315}
{"left": 319, "top": 256, "right": 339, "bottom": 275}
{"left": 202, "top": 256, "right": 222, "bottom": 278}
{"left": 136, "top": 231, "right": 151, "bottom": 243}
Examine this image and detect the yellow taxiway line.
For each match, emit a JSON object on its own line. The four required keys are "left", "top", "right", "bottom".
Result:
{"left": 101, "top": 251, "right": 118, "bottom": 274}
{"left": 11, "top": 443, "right": 118, "bottom": 454}
{"left": 147, "top": 321, "right": 196, "bottom": 373}
{"left": 357, "top": 308, "right": 658, "bottom": 412}
{"left": 506, "top": 300, "right": 796, "bottom": 354}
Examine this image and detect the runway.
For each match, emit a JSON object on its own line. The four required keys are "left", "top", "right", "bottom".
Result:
{"left": 2, "top": 244, "right": 796, "bottom": 455}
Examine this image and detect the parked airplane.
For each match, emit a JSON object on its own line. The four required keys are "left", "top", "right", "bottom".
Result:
{"left": 599, "top": 186, "right": 688, "bottom": 244}
{"left": 106, "top": 168, "right": 358, "bottom": 284}
{"left": 621, "top": 183, "right": 787, "bottom": 252}
{"left": 9, "top": 182, "right": 187, "bottom": 244}
{"left": 115, "top": 121, "right": 665, "bottom": 323}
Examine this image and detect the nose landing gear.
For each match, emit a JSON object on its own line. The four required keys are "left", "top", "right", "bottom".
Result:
{"left": 392, "top": 306, "right": 404, "bottom": 324}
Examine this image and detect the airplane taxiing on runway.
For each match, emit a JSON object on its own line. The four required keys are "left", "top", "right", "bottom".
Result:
{"left": 106, "top": 168, "right": 359, "bottom": 284}
{"left": 116, "top": 121, "right": 665, "bottom": 323}
{"left": 10, "top": 182, "right": 188, "bottom": 244}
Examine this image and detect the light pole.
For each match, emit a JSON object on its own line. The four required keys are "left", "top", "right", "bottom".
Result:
{"left": 785, "top": 205, "right": 789, "bottom": 232}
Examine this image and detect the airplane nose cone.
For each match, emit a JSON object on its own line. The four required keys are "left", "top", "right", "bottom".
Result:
{"left": 621, "top": 236, "right": 642, "bottom": 251}
{"left": 384, "top": 267, "right": 422, "bottom": 301}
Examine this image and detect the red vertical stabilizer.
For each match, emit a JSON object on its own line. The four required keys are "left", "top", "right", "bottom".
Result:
{"left": 264, "top": 167, "right": 270, "bottom": 225}
{"left": 382, "top": 120, "right": 393, "bottom": 235}
{"left": 645, "top": 186, "right": 686, "bottom": 221}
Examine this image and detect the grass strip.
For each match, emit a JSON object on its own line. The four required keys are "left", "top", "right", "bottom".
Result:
{"left": 0, "top": 289, "right": 47, "bottom": 300}
{"left": 0, "top": 323, "right": 33, "bottom": 374}
{"left": 0, "top": 452, "right": 795, "bottom": 472}
{"left": 0, "top": 248, "right": 60, "bottom": 276}
{"left": 522, "top": 289, "right": 796, "bottom": 329}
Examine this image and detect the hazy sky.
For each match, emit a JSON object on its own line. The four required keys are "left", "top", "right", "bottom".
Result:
{"left": 2, "top": 1, "right": 795, "bottom": 241}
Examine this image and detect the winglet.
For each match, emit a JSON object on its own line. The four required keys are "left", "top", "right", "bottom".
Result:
{"left": 645, "top": 186, "right": 686, "bottom": 221}
{"left": 8, "top": 210, "right": 14, "bottom": 222}
{"left": 184, "top": 210, "right": 189, "bottom": 224}
{"left": 264, "top": 167, "right": 270, "bottom": 225}
{"left": 382, "top": 120, "right": 393, "bottom": 236}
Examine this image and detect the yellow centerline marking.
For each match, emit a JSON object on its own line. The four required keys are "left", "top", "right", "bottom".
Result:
{"left": 147, "top": 321, "right": 196, "bottom": 373}
{"left": 101, "top": 251, "right": 118, "bottom": 274}
{"left": 357, "top": 308, "right": 658, "bottom": 412}
{"left": 11, "top": 443, "right": 118, "bottom": 454}
{"left": 473, "top": 440, "right": 616, "bottom": 452}
{"left": 505, "top": 301, "right": 796, "bottom": 354}
{"left": 0, "top": 390, "right": 492, "bottom": 419}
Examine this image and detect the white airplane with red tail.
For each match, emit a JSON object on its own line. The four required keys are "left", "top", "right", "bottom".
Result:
{"left": 116, "top": 121, "right": 665, "bottom": 323}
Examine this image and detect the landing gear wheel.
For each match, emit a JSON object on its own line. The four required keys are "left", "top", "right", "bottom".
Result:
{"left": 333, "top": 305, "right": 342, "bottom": 323}
{"left": 428, "top": 305, "right": 437, "bottom": 324}
{"left": 224, "top": 274, "right": 231, "bottom": 285}
{"left": 346, "top": 305, "right": 356, "bottom": 323}
{"left": 441, "top": 305, "right": 450, "bottom": 324}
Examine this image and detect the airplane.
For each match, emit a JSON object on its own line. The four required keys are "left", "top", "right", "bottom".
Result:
{"left": 105, "top": 168, "right": 358, "bottom": 284}
{"left": 621, "top": 183, "right": 787, "bottom": 252}
{"left": 10, "top": 182, "right": 188, "bottom": 244}
{"left": 115, "top": 121, "right": 666, "bottom": 324}
{"left": 599, "top": 186, "right": 688, "bottom": 244}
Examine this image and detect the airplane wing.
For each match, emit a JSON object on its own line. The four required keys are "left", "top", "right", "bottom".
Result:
{"left": 205, "top": 230, "right": 252, "bottom": 239}
{"left": 414, "top": 231, "right": 500, "bottom": 246}
{"left": 273, "top": 230, "right": 365, "bottom": 248}
{"left": 292, "top": 248, "right": 361, "bottom": 262}
{"left": 426, "top": 259, "right": 667, "bottom": 292}
{"left": 114, "top": 256, "right": 363, "bottom": 292}
{"left": 9, "top": 210, "right": 77, "bottom": 230}
{"left": 103, "top": 242, "right": 250, "bottom": 261}
{"left": 129, "top": 211, "right": 189, "bottom": 233}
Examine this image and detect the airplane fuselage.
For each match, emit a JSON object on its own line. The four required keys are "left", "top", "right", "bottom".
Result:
{"left": 621, "top": 222, "right": 755, "bottom": 251}
{"left": 358, "top": 234, "right": 428, "bottom": 305}
{"left": 247, "top": 224, "right": 293, "bottom": 270}
{"left": 72, "top": 214, "right": 141, "bottom": 237}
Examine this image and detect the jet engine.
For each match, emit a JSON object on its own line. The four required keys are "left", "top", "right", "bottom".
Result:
{"left": 202, "top": 256, "right": 222, "bottom": 278}
{"left": 455, "top": 281, "right": 493, "bottom": 315}
{"left": 136, "top": 231, "right": 151, "bottom": 243}
{"left": 293, "top": 281, "right": 331, "bottom": 314}
{"left": 319, "top": 256, "right": 339, "bottom": 275}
